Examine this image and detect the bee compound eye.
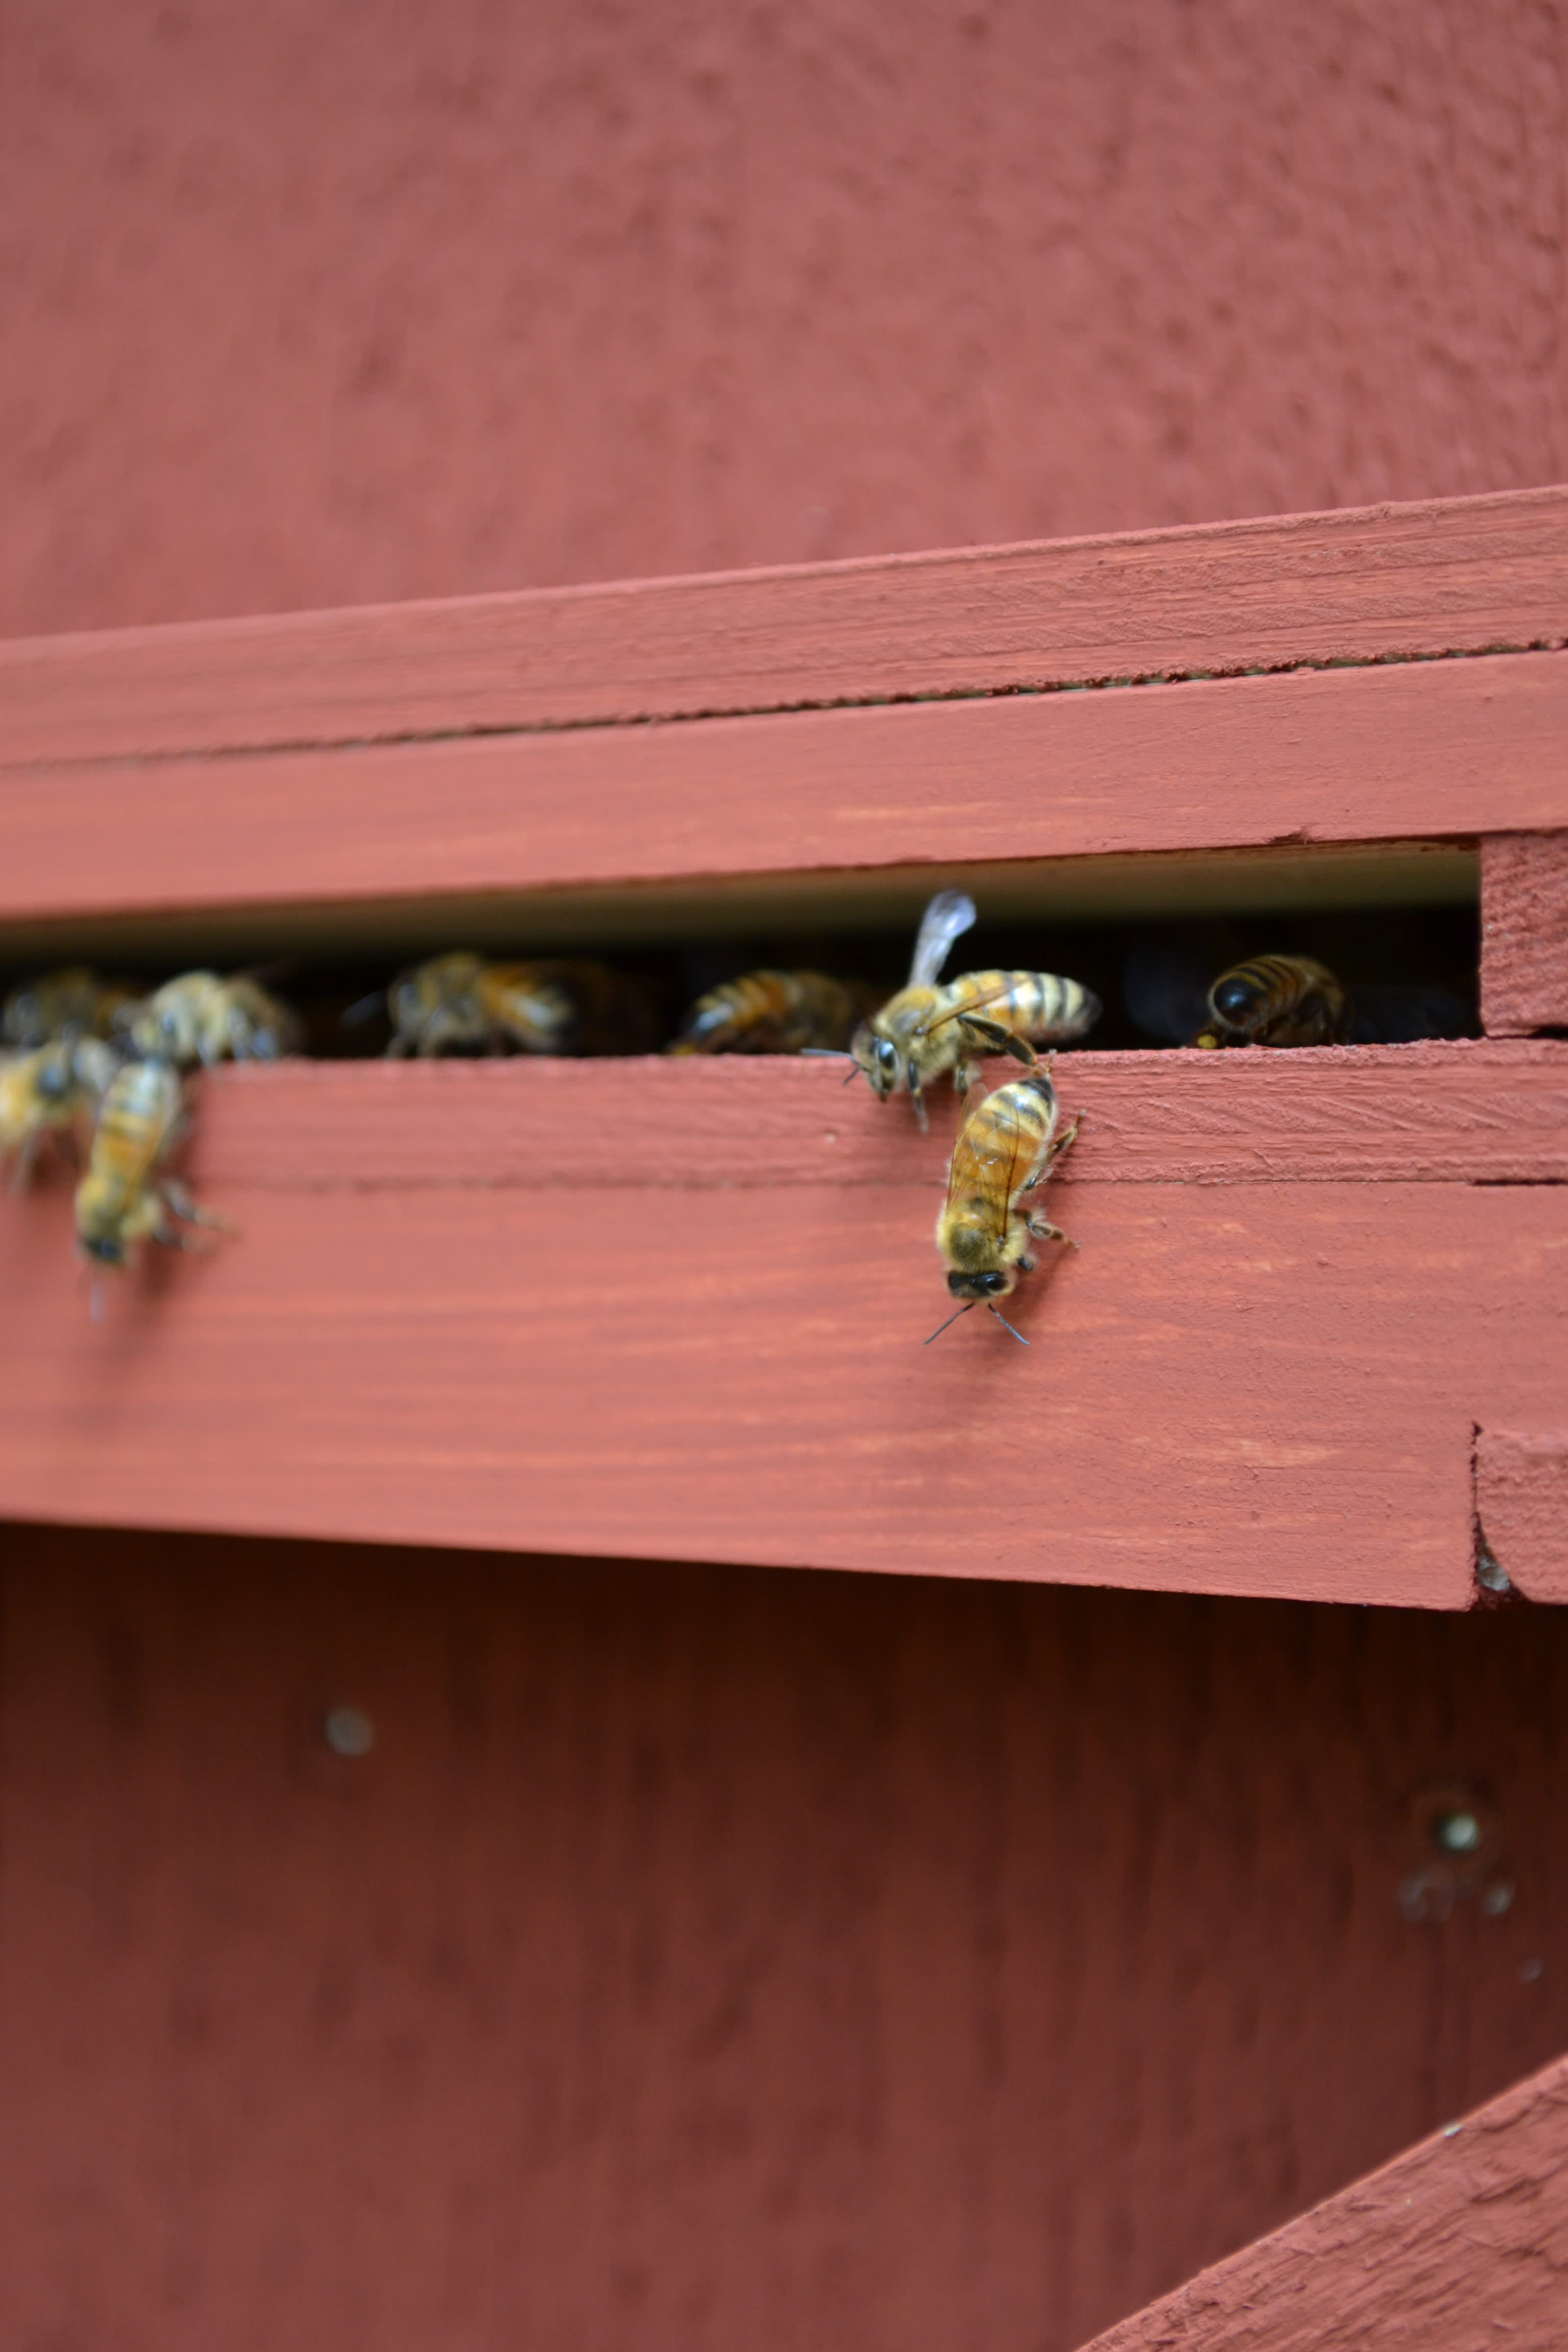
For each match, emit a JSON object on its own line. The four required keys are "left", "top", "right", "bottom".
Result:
{"left": 875, "top": 1039, "right": 898, "bottom": 1073}
{"left": 1212, "top": 976, "right": 1260, "bottom": 1025}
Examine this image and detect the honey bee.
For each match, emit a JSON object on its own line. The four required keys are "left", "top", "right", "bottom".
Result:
{"left": 927, "top": 1024, "right": 1079, "bottom": 1346}
{"left": 669, "top": 970, "right": 874, "bottom": 1055}
{"left": 0, "top": 1037, "right": 118, "bottom": 1188}
{"left": 3, "top": 967, "right": 136, "bottom": 1048}
{"left": 847, "top": 892, "right": 1100, "bottom": 1127}
{"left": 75, "top": 1058, "right": 231, "bottom": 1271}
{"left": 1192, "top": 955, "right": 1350, "bottom": 1049}
{"left": 385, "top": 953, "right": 652, "bottom": 1057}
{"left": 125, "top": 971, "right": 300, "bottom": 1066}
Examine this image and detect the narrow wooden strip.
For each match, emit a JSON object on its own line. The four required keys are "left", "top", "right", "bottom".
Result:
{"left": 1481, "top": 831, "right": 1568, "bottom": 1035}
{"left": 1080, "top": 2050, "right": 1568, "bottom": 2351}
{"left": 2, "top": 487, "right": 1564, "bottom": 767}
{"left": 181, "top": 1039, "right": 1568, "bottom": 1194}
{"left": 1477, "top": 1432, "right": 1568, "bottom": 1605}
{"left": 0, "top": 654, "right": 1564, "bottom": 926}
{"left": 0, "top": 1178, "right": 1557, "bottom": 1604}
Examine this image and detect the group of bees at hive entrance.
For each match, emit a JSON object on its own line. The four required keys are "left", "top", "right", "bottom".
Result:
{"left": 0, "top": 905, "right": 1350, "bottom": 1341}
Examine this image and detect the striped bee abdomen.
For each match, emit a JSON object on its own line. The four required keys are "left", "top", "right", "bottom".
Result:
{"left": 671, "top": 970, "right": 863, "bottom": 1055}
{"left": 934, "top": 969, "right": 1100, "bottom": 1046}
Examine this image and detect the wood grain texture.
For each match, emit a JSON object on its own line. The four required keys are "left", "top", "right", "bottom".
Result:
{"left": 1477, "top": 1433, "right": 1568, "bottom": 1607}
{"left": 0, "top": 1159, "right": 1562, "bottom": 1607}
{"left": 0, "top": 652, "right": 1564, "bottom": 928}
{"left": 3, "top": 488, "right": 1565, "bottom": 766}
{"left": 4, "top": 1529, "right": 1567, "bottom": 2352}
{"left": 181, "top": 1040, "right": 1568, "bottom": 1194}
{"left": 1482, "top": 831, "right": 1568, "bottom": 1035}
{"left": 1082, "top": 2050, "right": 1568, "bottom": 2352}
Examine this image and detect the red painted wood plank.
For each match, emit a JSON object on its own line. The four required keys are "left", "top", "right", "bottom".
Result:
{"left": 3, "top": 487, "right": 1564, "bottom": 767}
{"left": 0, "top": 654, "right": 1563, "bottom": 925}
{"left": 1079, "top": 2049, "right": 1568, "bottom": 2352}
{"left": 0, "top": 1166, "right": 1560, "bottom": 1607}
{"left": 1481, "top": 830, "right": 1568, "bottom": 1035}
{"left": 1477, "top": 1433, "right": 1568, "bottom": 1605}
{"left": 183, "top": 1040, "right": 1568, "bottom": 1194}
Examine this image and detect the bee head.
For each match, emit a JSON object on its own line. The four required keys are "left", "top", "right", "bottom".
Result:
{"left": 77, "top": 1231, "right": 126, "bottom": 1267}
{"left": 1210, "top": 974, "right": 1262, "bottom": 1030}
{"left": 33, "top": 1051, "right": 72, "bottom": 1105}
{"left": 946, "top": 1269, "right": 1014, "bottom": 1302}
{"left": 850, "top": 1026, "right": 901, "bottom": 1099}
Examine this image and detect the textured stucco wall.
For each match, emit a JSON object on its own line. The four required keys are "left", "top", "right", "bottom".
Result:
{"left": 0, "top": 1525, "right": 1563, "bottom": 2351}
{"left": 1, "top": 0, "right": 1564, "bottom": 633}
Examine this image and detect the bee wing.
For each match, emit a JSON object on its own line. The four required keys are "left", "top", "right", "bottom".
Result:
{"left": 908, "top": 891, "right": 977, "bottom": 988}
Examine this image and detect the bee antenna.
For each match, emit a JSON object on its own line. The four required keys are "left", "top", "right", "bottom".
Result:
{"left": 923, "top": 1302, "right": 976, "bottom": 1345}
{"left": 988, "top": 1304, "right": 1030, "bottom": 1346}
{"left": 799, "top": 1047, "right": 853, "bottom": 1059}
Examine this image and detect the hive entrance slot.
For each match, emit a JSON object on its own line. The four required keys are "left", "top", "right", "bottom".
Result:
{"left": 0, "top": 841, "right": 1479, "bottom": 1062}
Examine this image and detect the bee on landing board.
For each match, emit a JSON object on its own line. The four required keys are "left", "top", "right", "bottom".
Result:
{"left": 669, "top": 970, "right": 875, "bottom": 1055}
{"left": 1192, "top": 955, "right": 1350, "bottom": 1049}
{"left": 2, "top": 967, "right": 136, "bottom": 1049}
{"left": 841, "top": 891, "right": 1100, "bottom": 1128}
{"left": 124, "top": 971, "right": 301, "bottom": 1067}
{"left": 927, "top": 1023, "right": 1080, "bottom": 1348}
{"left": 74, "top": 1058, "right": 232, "bottom": 1280}
{"left": 383, "top": 953, "right": 653, "bottom": 1058}
{"left": 0, "top": 1038, "right": 118, "bottom": 1190}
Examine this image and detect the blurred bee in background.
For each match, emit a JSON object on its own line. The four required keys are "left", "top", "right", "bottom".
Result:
{"left": 1192, "top": 955, "right": 1350, "bottom": 1049}
{"left": 384, "top": 953, "right": 656, "bottom": 1058}
{"left": 3, "top": 967, "right": 136, "bottom": 1048}
{"left": 842, "top": 891, "right": 1100, "bottom": 1127}
{"left": 124, "top": 971, "right": 301, "bottom": 1066}
{"left": 927, "top": 1024, "right": 1080, "bottom": 1347}
{"left": 75, "top": 1058, "right": 231, "bottom": 1279}
{"left": 669, "top": 970, "right": 876, "bottom": 1055}
{"left": 0, "top": 1037, "right": 118, "bottom": 1189}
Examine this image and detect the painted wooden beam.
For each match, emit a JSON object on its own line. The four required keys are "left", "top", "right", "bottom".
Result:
{"left": 1481, "top": 830, "right": 1568, "bottom": 1035}
{"left": 2, "top": 485, "right": 1564, "bottom": 767}
{"left": 0, "top": 653, "right": 1563, "bottom": 927}
{"left": 183, "top": 1040, "right": 1568, "bottom": 1195}
{"left": 1078, "top": 2049, "right": 1568, "bottom": 2352}
{"left": 0, "top": 1050, "right": 1561, "bottom": 1605}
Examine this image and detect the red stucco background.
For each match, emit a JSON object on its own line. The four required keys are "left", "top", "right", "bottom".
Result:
{"left": 2, "top": 0, "right": 1565, "bottom": 634}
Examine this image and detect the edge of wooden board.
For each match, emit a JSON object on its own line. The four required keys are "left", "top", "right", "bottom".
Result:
{"left": 0, "top": 653, "right": 1562, "bottom": 926}
{"left": 2, "top": 484, "right": 1565, "bottom": 766}
{"left": 1079, "top": 2049, "right": 1568, "bottom": 2352}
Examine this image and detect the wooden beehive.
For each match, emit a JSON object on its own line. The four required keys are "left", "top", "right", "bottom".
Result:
{"left": 0, "top": 485, "right": 1565, "bottom": 2347}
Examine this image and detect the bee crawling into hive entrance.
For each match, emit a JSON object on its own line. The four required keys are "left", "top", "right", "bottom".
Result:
{"left": 807, "top": 890, "right": 1099, "bottom": 1128}
{"left": 668, "top": 969, "right": 878, "bottom": 1056}
{"left": 927, "top": 1020, "right": 1080, "bottom": 1348}
{"left": 1191, "top": 954, "right": 1351, "bottom": 1049}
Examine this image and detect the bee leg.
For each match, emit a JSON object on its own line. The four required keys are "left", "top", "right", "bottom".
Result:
{"left": 1036, "top": 1119, "right": 1081, "bottom": 1176}
{"left": 1024, "top": 1211, "right": 1078, "bottom": 1251}
{"left": 161, "top": 1180, "right": 239, "bottom": 1237}
{"left": 8, "top": 1129, "right": 40, "bottom": 1196}
{"left": 1017, "top": 1254, "right": 1036, "bottom": 1273}
{"left": 908, "top": 1077, "right": 929, "bottom": 1134}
